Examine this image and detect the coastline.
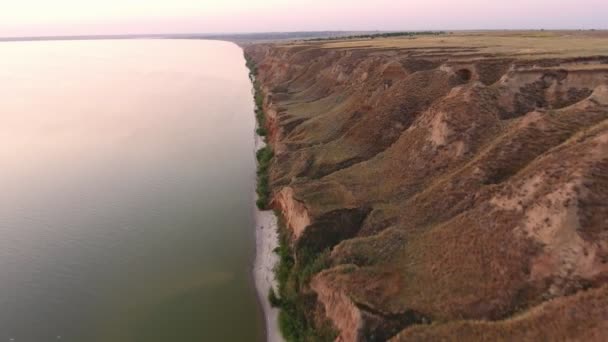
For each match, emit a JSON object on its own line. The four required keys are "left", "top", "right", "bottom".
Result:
{"left": 253, "top": 133, "right": 283, "bottom": 342}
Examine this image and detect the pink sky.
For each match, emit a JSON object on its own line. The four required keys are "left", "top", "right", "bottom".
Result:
{"left": 2, "top": 0, "right": 607, "bottom": 37}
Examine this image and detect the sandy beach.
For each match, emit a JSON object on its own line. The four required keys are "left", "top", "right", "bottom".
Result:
{"left": 253, "top": 134, "right": 283, "bottom": 342}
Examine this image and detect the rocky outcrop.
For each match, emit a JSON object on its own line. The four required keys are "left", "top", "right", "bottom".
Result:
{"left": 274, "top": 187, "right": 311, "bottom": 240}
{"left": 311, "top": 267, "right": 363, "bottom": 342}
{"left": 246, "top": 32, "right": 608, "bottom": 341}
{"left": 312, "top": 265, "right": 430, "bottom": 342}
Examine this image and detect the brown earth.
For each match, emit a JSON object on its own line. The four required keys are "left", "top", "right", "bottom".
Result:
{"left": 245, "top": 31, "right": 608, "bottom": 341}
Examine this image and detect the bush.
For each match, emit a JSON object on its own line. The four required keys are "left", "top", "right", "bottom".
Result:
{"left": 256, "top": 146, "right": 274, "bottom": 210}
{"left": 299, "top": 249, "right": 331, "bottom": 287}
{"left": 272, "top": 215, "right": 337, "bottom": 341}
{"left": 256, "top": 127, "right": 268, "bottom": 137}
{"left": 256, "top": 146, "right": 273, "bottom": 165}
{"left": 274, "top": 238, "right": 294, "bottom": 291}
{"left": 244, "top": 54, "right": 258, "bottom": 79}
{"left": 255, "top": 108, "right": 266, "bottom": 130}
{"left": 255, "top": 91, "right": 264, "bottom": 109}
{"left": 268, "top": 288, "right": 282, "bottom": 308}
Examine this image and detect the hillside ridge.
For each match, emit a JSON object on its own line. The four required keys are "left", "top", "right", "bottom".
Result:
{"left": 246, "top": 31, "right": 608, "bottom": 341}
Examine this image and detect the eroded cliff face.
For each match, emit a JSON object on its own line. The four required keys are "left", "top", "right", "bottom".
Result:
{"left": 246, "top": 32, "right": 608, "bottom": 341}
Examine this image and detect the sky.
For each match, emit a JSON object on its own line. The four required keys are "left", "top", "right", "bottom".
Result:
{"left": 1, "top": 0, "right": 607, "bottom": 37}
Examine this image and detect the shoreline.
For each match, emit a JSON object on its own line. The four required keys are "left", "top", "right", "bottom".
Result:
{"left": 253, "top": 133, "right": 283, "bottom": 342}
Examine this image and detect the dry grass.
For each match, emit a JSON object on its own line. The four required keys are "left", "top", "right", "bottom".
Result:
{"left": 245, "top": 31, "right": 608, "bottom": 340}
{"left": 303, "top": 31, "right": 608, "bottom": 59}
{"left": 392, "top": 285, "right": 608, "bottom": 341}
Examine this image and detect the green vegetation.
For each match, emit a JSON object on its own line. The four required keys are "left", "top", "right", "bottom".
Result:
{"left": 255, "top": 106, "right": 267, "bottom": 137}
{"left": 245, "top": 52, "right": 336, "bottom": 341}
{"left": 256, "top": 126, "right": 268, "bottom": 137}
{"left": 268, "top": 287, "right": 282, "bottom": 308}
{"left": 256, "top": 146, "right": 273, "bottom": 210}
{"left": 246, "top": 53, "right": 267, "bottom": 137}
{"left": 245, "top": 53, "right": 273, "bottom": 210}
{"left": 299, "top": 248, "right": 331, "bottom": 287}
{"left": 307, "top": 31, "right": 446, "bottom": 41}
{"left": 272, "top": 212, "right": 337, "bottom": 341}
{"left": 253, "top": 86, "right": 266, "bottom": 137}
{"left": 245, "top": 54, "right": 258, "bottom": 79}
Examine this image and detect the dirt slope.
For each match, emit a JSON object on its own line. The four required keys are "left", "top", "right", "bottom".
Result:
{"left": 245, "top": 31, "right": 608, "bottom": 341}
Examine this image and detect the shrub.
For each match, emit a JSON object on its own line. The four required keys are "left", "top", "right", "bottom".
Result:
{"left": 268, "top": 288, "right": 282, "bottom": 308}
{"left": 255, "top": 108, "right": 266, "bottom": 129}
{"left": 299, "top": 249, "right": 331, "bottom": 287}
{"left": 244, "top": 53, "right": 258, "bottom": 78}
{"left": 255, "top": 91, "right": 264, "bottom": 109}
{"left": 256, "top": 127, "right": 268, "bottom": 137}
{"left": 256, "top": 146, "right": 273, "bottom": 165}
{"left": 256, "top": 146, "right": 274, "bottom": 210}
{"left": 272, "top": 214, "right": 338, "bottom": 341}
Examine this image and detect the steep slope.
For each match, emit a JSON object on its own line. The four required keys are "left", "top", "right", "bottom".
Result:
{"left": 245, "top": 31, "right": 608, "bottom": 341}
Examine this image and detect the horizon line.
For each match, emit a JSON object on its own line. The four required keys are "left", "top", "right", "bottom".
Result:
{"left": 2, "top": 28, "right": 606, "bottom": 42}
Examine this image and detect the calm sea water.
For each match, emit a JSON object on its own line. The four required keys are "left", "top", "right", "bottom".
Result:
{"left": 0, "top": 39, "right": 262, "bottom": 341}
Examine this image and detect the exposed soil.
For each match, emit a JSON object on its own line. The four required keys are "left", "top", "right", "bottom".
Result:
{"left": 245, "top": 31, "right": 608, "bottom": 341}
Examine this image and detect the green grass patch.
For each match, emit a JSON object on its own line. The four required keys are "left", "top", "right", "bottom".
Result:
{"left": 256, "top": 146, "right": 274, "bottom": 210}
{"left": 271, "top": 212, "right": 337, "bottom": 342}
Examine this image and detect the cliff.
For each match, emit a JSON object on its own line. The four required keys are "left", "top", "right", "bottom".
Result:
{"left": 245, "top": 31, "right": 608, "bottom": 341}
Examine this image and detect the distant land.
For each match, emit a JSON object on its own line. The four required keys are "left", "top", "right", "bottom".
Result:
{"left": 3, "top": 29, "right": 604, "bottom": 45}
{"left": 0, "top": 31, "right": 383, "bottom": 44}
